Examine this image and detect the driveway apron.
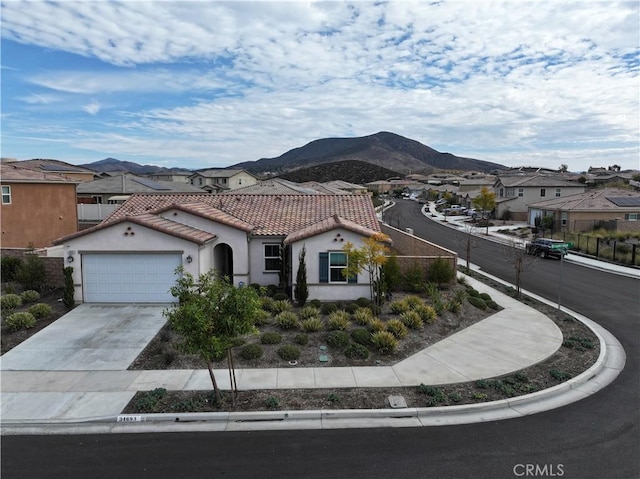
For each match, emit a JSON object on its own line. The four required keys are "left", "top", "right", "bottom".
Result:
{"left": 0, "top": 304, "right": 167, "bottom": 371}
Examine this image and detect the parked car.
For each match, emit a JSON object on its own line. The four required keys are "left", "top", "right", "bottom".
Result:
{"left": 525, "top": 238, "right": 570, "bottom": 259}
{"left": 443, "top": 205, "right": 466, "bottom": 215}
{"left": 465, "top": 208, "right": 477, "bottom": 216}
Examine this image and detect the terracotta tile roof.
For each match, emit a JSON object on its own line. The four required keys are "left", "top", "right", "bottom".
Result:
{"left": 284, "top": 215, "right": 391, "bottom": 245}
{"left": 0, "top": 164, "right": 80, "bottom": 183}
{"left": 55, "top": 213, "right": 216, "bottom": 245}
{"left": 61, "top": 193, "right": 380, "bottom": 243}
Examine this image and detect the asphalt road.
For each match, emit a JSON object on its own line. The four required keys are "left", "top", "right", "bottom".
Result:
{"left": 2, "top": 201, "right": 639, "bottom": 479}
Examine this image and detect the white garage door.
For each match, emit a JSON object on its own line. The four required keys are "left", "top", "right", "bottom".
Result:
{"left": 82, "top": 253, "right": 182, "bottom": 303}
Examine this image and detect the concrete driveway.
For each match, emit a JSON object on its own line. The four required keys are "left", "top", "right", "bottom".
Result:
{"left": 0, "top": 304, "right": 167, "bottom": 371}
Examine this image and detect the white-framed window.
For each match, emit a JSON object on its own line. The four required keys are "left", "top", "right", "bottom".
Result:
{"left": 198, "top": 177, "right": 203, "bottom": 186}
{"left": 329, "top": 251, "right": 348, "bottom": 283}
{"left": 499, "top": 188, "right": 504, "bottom": 198}
{"left": 555, "top": 188, "right": 561, "bottom": 197}
{"left": 625, "top": 213, "right": 638, "bottom": 221}
{"left": 1, "top": 185, "right": 11, "bottom": 204}
{"left": 264, "top": 244, "right": 281, "bottom": 271}
{"left": 92, "top": 195, "right": 103, "bottom": 204}
{"left": 518, "top": 188, "right": 524, "bottom": 197}
{"left": 561, "top": 212, "right": 567, "bottom": 226}
{"left": 540, "top": 188, "right": 546, "bottom": 197}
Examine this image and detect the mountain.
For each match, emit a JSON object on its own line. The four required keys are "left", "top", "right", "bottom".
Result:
{"left": 80, "top": 158, "right": 192, "bottom": 175}
{"left": 233, "top": 131, "right": 506, "bottom": 176}
{"left": 278, "top": 160, "right": 402, "bottom": 184}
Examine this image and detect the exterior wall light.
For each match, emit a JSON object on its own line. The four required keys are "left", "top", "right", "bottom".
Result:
{"left": 67, "top": 255, "right": 74, "bottom": 263}
{"left": 186, "top": 255, "right": 193, "bottom": 263}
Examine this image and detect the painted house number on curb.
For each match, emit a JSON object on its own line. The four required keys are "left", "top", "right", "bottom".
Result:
{"left": 117, "top": 415, "right": 144, "bottom": 422}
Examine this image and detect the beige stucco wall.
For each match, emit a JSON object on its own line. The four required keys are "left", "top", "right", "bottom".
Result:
{"left": 289, "top": 228, "right": 372, "bottom": 302}
{"left": 63, "top": 221, "right": 200, "bottom": 302}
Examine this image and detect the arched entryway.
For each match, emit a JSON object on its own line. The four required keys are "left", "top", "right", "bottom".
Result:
{"left": 213, "top": 243, "right": 233, "bottom": 280}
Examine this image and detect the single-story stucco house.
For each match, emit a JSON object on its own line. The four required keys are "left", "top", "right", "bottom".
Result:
{"left": 54, "top": 193, "right": 393, "bottom": 304}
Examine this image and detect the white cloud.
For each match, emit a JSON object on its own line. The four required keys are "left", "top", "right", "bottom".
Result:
{"left": 1, "top": 1, "right": 638, "bottom": 171}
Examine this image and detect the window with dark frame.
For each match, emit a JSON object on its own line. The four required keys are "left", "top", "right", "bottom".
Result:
{"left": 540, "top": 188, "right": 546, "bottom": 197}
{"left": 264, "top": 244, "right": 281, "bottom": 271}
{"left": 329, "top": 251, "right": 348, "bottom": 283}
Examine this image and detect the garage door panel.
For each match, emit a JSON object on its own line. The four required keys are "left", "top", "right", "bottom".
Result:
{"left": 83, "top": 253, "right": 181, "bottom": 303}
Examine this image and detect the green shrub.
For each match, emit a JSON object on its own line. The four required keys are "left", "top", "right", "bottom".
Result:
{"left": 254, "top": 309, "right": 272, "bottom": 326}
{"left": 260, "top": 296, "right": 275, "bottom": 312}
{"left": 562, "top": 336, "right": 595, "bottom": 350}
{"left": 299, "top": 305, "right": 321, "bottom": 320}
{"left": 327, "top": 392, "right": 341, "bottom": 403}
{"left": 1, "top": 256, "right": 23, "bottom": 282}
{"left": 356, "top": 297, "right": 371, "bottom": 308}
{"left": 486, "top": 300, "right": 500, "bottom": 310}
{"left": 1, "top": 293, "right": 22, "bottom": 312}
{"left": 426, "top": 282, "right": 440, "bottom": 299}
{"left": 432, "top": 297, "right": 445, "bottom": 315}
{"left": 399, "top": 310, "right": 424, "bottom": 329}
{"left": 468, "top": 296, "right": 487, "bottom": 310}
{"left": 447, "top": 300, "right": 462, "bottom": 313}
{"left": 389, "top": 299, "right": 410, "bottom": 314}
{"left": 28, "top": 303, "right": 52, "bottom": 319}
{"left": 275, "top": 311, "right": 299, "bottom": 330}
{"left": 265, "top": 396, "right": 280, "bottom": 410}
{"left": 135, "top": 388, "right": 167, "bottom": 413}
{"left": 16, "top": 254, "right": 46, "bottom": 291}
{"left": 371, "top": 331, "right": 398, "bottom": 354}
{"left": 309, "top": 299, "right": 321, "bottom": 309}
{"left": 239, "top": 344, "right": 264, "bottom": 360}
{"left": 428, "top": 257, "right": 455, "bottom": 285}
{"left": 467, "top": 288, "right": 481, "bottom": 298}
{"left": 344, "top": 343, "right": 369, "bottom": 360}
{"left": 382, "top": 254, "right": 402, "bottom": 292}
{"left": 277, "top": 344, "right": 301, "bottom": 361}
{"left": 403, "top": 264, "right": 426, "bottom": 293}
{"left": 472, "top": 392, "right": 488, "bottom": 401}
{"left": 386, "top": 319, "right": 408, "bottom": 339}
{"left": 479, "top": 292, "right": 492, "bottom": 301}
{"left": 414, "top": 303, "right": 437, "bottom": 324}
{"left": 5, "top": 312, "right": 37, "bottom": 331}
{"left": 63, "top": 266, "right": 75, "bottom": 309}
{"left": 353, "top": 307, "right": 374, "bottom": 326}
{"left": 325, "top": 330, "right": 350, "bottom": 349}
{"left": 294, "top": 333, "right": 309, "bottom": 346}
{"left": 301, "top": 317, "right": 324, "bottom": 332}
{"left": 260, "top": 332, "right": 282, "bottom": 344}
{"left": 453, "top": 288, "right": 468, "bottom": 303}
{"left": 550, "top": 369, "right": 573, "bottom": 381}
{"left": 345, "top": 302, "right": 359, "bottom": 314}
{"left": 416, "top": 384, "right": 446, "bottom": 403}
{"left": 448, "top": 392, "right": 462, "bottom": 403}
{"left": 320, "top": 302, "right": 338, "bottom": 315}
{"left": 402, "top": 295, "right": 423, "bottom": 309}
{"left": 20, "top": 290, "right": 40, "bottom": 303}
{"left": 273, "top": 292, "right": 289, "bottom": 301}
{"left": 328, "top": 310, "right": 351, "bottom": 330}
{"left": 266, "top": 284, "right": 279, "bottom": 297}
{"left": 350, "top": 328, "right": 372, "bottom": 346}
{"left": 369, "top": 318, "right": 386, "bottom": 332}
{"left": 271, "top": 299, "right": 292, "bottom": 314}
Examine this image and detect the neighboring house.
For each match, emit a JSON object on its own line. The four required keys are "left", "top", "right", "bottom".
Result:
{"left": 75, "top": 173, "right": 205, "bottom": 225}
{"left": 54, "top": 194, "right": 392, "bottom": 304}
{"left": 528, "top": 188, "right": 640, "bottom": 233}
{"left": 0, "top": 164, "right": 79, "bottom": 248}
{"left": 323, "top": 180, "right": 369, "bottom": 194}
{"left": 224, "top": 178, "right": 331, "bottom": 195}
{"left": 493, "top": 174, "right": 586, "bottom": 221}
{"left": 188, "top": 169, "right": 258, "bottom": 191}
{"left": 10, "top": 159, "right": 98, "bottom": 182}
{"left": 146, "top": 171, "right": 193, "bottom": 183}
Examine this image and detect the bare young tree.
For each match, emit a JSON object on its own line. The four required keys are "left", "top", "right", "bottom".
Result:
{"left": 457, "top": 222, "right": 480, "bottom": 273}
{"left": 504, "top": 237, "right": 537, "bottom": 298}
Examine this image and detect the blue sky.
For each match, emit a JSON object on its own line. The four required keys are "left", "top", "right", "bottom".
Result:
{"left": 1, "top": 1, "right": 638, "bottom": 173}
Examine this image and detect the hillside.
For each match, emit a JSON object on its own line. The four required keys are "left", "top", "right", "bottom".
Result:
{"left": 234, "top": 131, "right": 505, "bottom": 175}
{"left": 80, "top": 158, "right": 192, "bottom": 175}
{"left": 277, "top": 160, "right": 402, "bottom": 184}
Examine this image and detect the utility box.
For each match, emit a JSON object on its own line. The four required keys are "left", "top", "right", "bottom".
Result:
{"left": 405, "top": 227, "right": 414, "bottom": 235}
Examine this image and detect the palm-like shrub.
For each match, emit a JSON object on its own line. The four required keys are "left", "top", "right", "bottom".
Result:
{"left": 253, "top": 309, "right": 272, "bottom": 326}
{"left": 301, "top": 317, "right": 324, "bottom": 332}
{"left": 369, "top": 318, "right": 386, "bottom": 333}
{"left": 371, "top": 331, "right": 398, "bottom": 354}
{"left": 399, "top": 310, "right": 424, "bottom": 329}
{"left": 414, "top": 304, "right": 437, "bottom": 324}
{"left": 275, "top": 311, "right": 299, "bottom": 329}
{"left": 271, "top": 299, "right": 292, "bottom": 314}
{"left": 386, "top": 318, "right": 408, "bottom": 339}
{"left": 299, "top": 305, "right": 321, "bottom": 320}
{"left": 0, "top": 294, "right": 22, "bottom": 313}
{"left": 389, "top": 299, "right": 410, "bottom": 314}
{"left": 353, "top": 307, "right": 374, "bottom": 326}
{"left": 328, "top": 310, "right": 351, "bottom": 330}
{"left": 402, "top": 295, "right": 423, "bottom": 309}
{"left": 260, "top": 296, "right": 275, "bottom": 312}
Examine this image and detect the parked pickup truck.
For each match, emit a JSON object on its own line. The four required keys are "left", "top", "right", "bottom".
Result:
{"left": 525, "top": 238, "right": 570, "bottom": 259}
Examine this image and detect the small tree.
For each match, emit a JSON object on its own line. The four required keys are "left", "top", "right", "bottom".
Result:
{"left": 458, "top": 223, "right": 479, "bottom": 273}
{"left": 505, "top": 238, "right": 537, "bottom": 298}
{"left": 472, "top": 187, "right": 496, "bottom": 235}
{"left": 427, "top": 257, "right": 455, "bottom": 287}
{"left": 342, "top": 233, "right": 391, "bottom": 306}
{"left": 63, "top": 266, "right": 75, "bottom": 309}
{"left": 558, "top": 164, "right": 568, "bottom": 173}
{"left": 294, "top": 245, "right": 308, "bottom": 307}
{"left": 164, "top": 268, "right": 261, "bottom": 403}
{"left": 16, "top": 254, "right": 46, "bottom": 291}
